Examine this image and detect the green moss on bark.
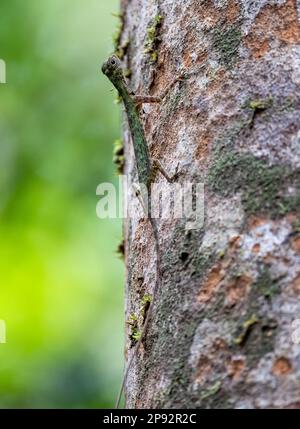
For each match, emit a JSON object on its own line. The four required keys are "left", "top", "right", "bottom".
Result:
{"left": 212, "top": 24, "right": 242, "bottom": 68}
{"left": 144, "top": 14, "right": 163, "bottom": 63}
{"left": 208, "top": 151, "right": 300, "bottom": 218}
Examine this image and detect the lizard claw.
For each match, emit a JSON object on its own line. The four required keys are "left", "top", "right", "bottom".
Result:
{"left": 178, "top": 71, "right": 188, "bottom": 81}
{"left": 173, "top": 163, "right": 181, "bottom": 181}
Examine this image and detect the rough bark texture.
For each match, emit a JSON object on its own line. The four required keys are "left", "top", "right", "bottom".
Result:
{"left": 119, "top": 0, "right": 300, "bottom": 409}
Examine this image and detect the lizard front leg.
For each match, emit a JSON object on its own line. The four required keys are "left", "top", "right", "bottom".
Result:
{"left": 134, "top": 95, "right": 162, "bottom": 104}
{"left": 133, "top": 73, "right": 185, "bottom": 105}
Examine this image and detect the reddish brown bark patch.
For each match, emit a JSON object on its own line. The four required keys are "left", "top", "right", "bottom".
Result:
{"left": 247, "top": 216, "right": 269, "bottom": 229}
{"left": 292, "top": 273, "right": 300, "bottom": 293}
{"left": 206, "top": 68, "right": 227, "bottom": 93}
{"left": 245, "top": 0, "right": 300, "bottom": 59}
{"left": 195, "top": 130, "right": 213, "bottom": 160}
{"left": 198, "top": 263, "right": 225, "bottom": 304}
{"left": 226, "top": 356, "right": 246, "bottom": 381}
{"left": 213, "top": 337, "right": 227, "bottom": 351}
{"left": 291, "top": 236, "right": 300, "bottom": 254}
{"left": 225, "top": 0, "right": 241, "bottom": 24}
{"left": 195, "top": 339, "right": 228, "bottom": 385}
{"left": 272, "top": 357, "right": 292, "bottom": 376}
{"left": 225, "top": 275, "right": 252, "bottom": 307}
{"left": 183, "top": 48, "right": 207, "bottom": 69}
{"left": 263, "top": 253, "right": 273, "bottom": 265}
{"left": 195, "top": 356, "right": 212, "bottom": 385}
{"left": 229, "top": 235, "right": 242, "bottom": 249}
{"left": 194, "top": 0, "right": 241, "bottom": 27}
{"left": 252, "top": 243, "right": 261, "bottom": 253}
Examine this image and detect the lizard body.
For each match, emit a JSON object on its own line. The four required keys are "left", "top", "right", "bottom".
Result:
{"left": 102, "top": 55, "right": 178, "bottom": 408}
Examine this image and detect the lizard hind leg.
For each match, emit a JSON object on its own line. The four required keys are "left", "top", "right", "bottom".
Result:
{"left": 132, "top": 183, "right": 149, "bottom": 218}
{"left": 151, "top": 159, "right": 180, "bottom": 183}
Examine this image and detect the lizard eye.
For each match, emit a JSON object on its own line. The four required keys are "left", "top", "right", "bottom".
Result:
{"left": 110, "top": 58, "right": 117, "bottom": 66}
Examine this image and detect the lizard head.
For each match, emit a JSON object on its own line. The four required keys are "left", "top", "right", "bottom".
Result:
{"left": 101, "top": 55, "right": 124, "bottom": 84}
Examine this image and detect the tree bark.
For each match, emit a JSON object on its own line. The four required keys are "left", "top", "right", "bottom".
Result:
{"left": 119, "top": 0, "right": 300, "bottom": 409}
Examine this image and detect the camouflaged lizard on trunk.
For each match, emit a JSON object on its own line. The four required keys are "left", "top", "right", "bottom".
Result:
{"left": 102, "top": 55, "right": 181, "bottom": 408}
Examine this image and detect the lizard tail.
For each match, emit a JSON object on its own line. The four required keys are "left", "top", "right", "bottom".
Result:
{"left": 115, "top": 216, "right": 161, "bottom": 409}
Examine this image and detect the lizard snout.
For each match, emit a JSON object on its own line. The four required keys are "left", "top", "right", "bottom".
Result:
{"left": 101, "top": 62, "right": 108, "bottom": 75}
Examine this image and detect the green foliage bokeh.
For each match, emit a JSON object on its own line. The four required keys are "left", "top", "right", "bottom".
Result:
{"left": 0, "top": 0, "right": 123, "bottom": 408}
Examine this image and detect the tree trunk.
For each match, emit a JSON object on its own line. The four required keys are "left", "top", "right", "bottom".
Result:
{"left": 119, "top": 0, "right": 300, "bottom": 409}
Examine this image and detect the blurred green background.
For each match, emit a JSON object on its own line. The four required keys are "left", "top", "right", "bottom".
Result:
{"left": 0, "top": 0, "right": 124, "bottom": 407}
